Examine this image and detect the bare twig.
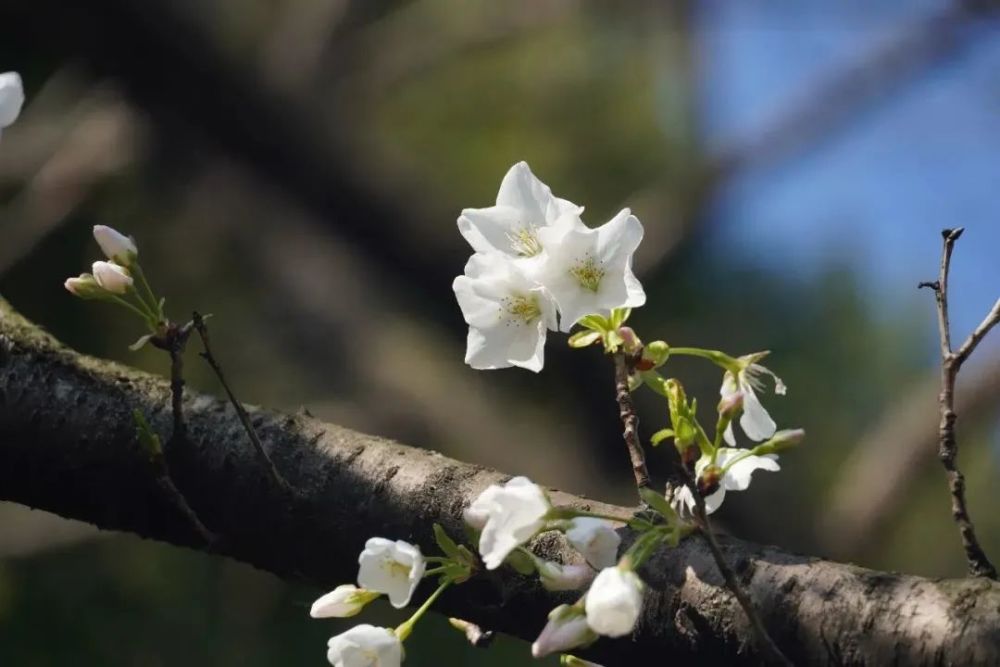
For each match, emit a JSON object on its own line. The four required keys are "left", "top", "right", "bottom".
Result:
{"left": 152, "top": 455, "right": 216, "bottom": 545}
{"left": 680, "top": 470, "right": 792, "bottom": 666}
{"left": 161, "top": 323, "right": 193, "bottom": 442}
{"left": 612, "top": 352, "right": 651, "bottom": 494}
{"left": 919, "top": 227, "right": 998, "bottom": 579}
{"left": 192, "top": 312, "right": 294, "bottom": 495}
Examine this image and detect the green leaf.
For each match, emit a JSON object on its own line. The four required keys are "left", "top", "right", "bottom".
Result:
{"left": 568, "top": 330, "right": 602, "bottom": 349}
{"left": 433, "top": 523, "right": 462, "bottom": 561}
{"left": 132, "top": 409, "right": 163, "bottom": 461}
{"left": 650, "top": 428, "right": 674, "bottom": 447}
{"left": 577, "top": 314, "right": 609, "bottom": 332}
{"left": 507, "top": 549, "right": 536, "bottom": 575}
{"left": 610, "top": 307, "right": 631, "bottom": 328}
{"left": 639, "top": 487, "right": 677, "bottom": 521}
{"left": 642, "top": 371, "right": 670, "bottom": 397}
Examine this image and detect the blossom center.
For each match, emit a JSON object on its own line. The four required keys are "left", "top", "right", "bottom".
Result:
{"left": 382, "top": 558, "right": 411, "bottom": 579}
{"left": 506, "top": 225, "right": 542, "bottom": 257}
{"left": 499, "top": 293, "right": 542, "bottom": 325}
{"left": 569, "top": 254, "right": 605, "bottom": 292}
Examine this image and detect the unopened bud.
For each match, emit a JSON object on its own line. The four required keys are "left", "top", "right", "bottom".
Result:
{"left": 532, "top": 604, "right": 595, "bottom": 658}
{"left": 538, "top": 561, "right": 597, "bottom": 592}
{"left": 617, "top": 327, "right": 641, "bottom": 354}
{"left": 761, "top": 428, "right": 805, "bottom": 452}
{"left": 93, "top": 225, "right": 138, "bottom": 265}
{"left": 448, "top": 617, "right": 495, "bottom": 648}
{"left": 718, "top": 391, "right": 744, "bottom": 419}
{"left": 698, "top": 466, "right": 722, "bottom": 497}
{"left": 0, "top": 72, "right": 25, "bottom": 131}
{"left": 91, "top": 261, "right": 133, "bottom": 294}
{"left": 310, "top": 584, "right": 380, "bottom": 618}
{"left": 64, "top": 274, "right": 105, "bottom": 300}
{"left": 644, "top": 340, "right": 670, "bottom": 368}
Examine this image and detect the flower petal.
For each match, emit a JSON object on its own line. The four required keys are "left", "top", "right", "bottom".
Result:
{"left": 738, "top": 384, "right": 777, "bottom": 442}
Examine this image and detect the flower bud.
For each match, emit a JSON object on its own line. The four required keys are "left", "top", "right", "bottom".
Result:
{"left": 718, "top": 390, "right": 744, "bottom": 419}
{"left": 532, "top": 604, "right": 595, "bottom": 658}
{"left": 64, "top": 274, "right": 105, "bottom": 300}
{"left": 448, "top": 617, "right": 495, "bottom": 647}
{"left": 617, "top": 326, "right": 641, "bottom": 354}
{"left": 309, "top": 584, "right": 379, "bottom": 618}
{"left": 565, "top": 517, "right": 621, "bottom": 570}
{"left": 93, "top": 225, "right": 138, "bottom": 265}
{"left": 642, "top": 340, "right": 670, "bottom": 368}
{"left": 697, "top": 466, "right": 722, "bottom": 497}
{"left": 584, "top": 566, "right": 644, "bottom": 638}
{"left": 538, "top": 561, "right": 596, "bottom": 591}
{"left": 758, "top": 428, "right": 805, "bottom": 453}
{"left": 91, "top": 261, "right": 133, "bottom": 294}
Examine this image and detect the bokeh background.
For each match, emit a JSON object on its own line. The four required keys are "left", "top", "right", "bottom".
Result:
{"left": 1, "top": 0, "right": 999, "bottom": 664}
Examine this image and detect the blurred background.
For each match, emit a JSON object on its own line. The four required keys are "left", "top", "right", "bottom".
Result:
{"left": 1, "top": 0, "right": 998, "bottom": 664}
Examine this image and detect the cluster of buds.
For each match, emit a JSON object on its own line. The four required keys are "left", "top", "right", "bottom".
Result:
{"left": 64, "top": 226, "right": 169, "bottom": 349}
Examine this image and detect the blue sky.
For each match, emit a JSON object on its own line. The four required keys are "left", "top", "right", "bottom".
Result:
{"left": 693, "top": 1, "right": 999, "bottom": 348}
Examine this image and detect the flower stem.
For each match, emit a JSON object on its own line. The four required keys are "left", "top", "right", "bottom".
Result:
{"left": 612, "top": 351, "right": 650, "bottom": 497}
{"left": 108, "top": 294, "right": 156, "bottom": 326}
{"left": 132, "top": 262, "right": 163, "bottom": 321}
{"left": 395, "top": 580, "right": 452, "bottom": 641}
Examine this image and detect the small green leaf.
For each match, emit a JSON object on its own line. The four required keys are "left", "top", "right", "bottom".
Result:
{"left": 507, "top": 549, "right": 536, "bottom": 575}
{"left": 639, "top": 487, "right": 677, "bottom": 521}
{"left": 578, "top": 314, "right": 609, "bottom": 331}
{"left": 433, "top": 523, "right": 462, "bottom": 561}
{"left": 642, "top": 372, "right": 670, "bottom": 397}
{"left": 132, "top": 409, "right": 163, "bottom": 461}
{"left": 568, "top": 330, "right": 602, "bottom": 349}
{"left": 610, "top": 307, "right": 631, "bottom": 328}
{"left": 650, "top": 428, "right": 674, "bottom": 447}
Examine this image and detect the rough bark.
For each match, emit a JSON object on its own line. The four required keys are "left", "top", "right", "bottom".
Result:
{"left": 1, "top": 297, "right": 999, "bottom": 666}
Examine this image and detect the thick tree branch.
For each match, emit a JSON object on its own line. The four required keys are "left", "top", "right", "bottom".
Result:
{"left": 2, "top": 296, "right": 1000, "bottom": 665}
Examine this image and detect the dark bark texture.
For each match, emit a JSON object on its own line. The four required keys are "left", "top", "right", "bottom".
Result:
{"left": 1, "top": 296, "right": 998, "bottom": 666}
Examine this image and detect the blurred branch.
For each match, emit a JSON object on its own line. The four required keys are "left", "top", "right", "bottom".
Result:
{"left": 0, "top": 0, "right": 455, "bottom": 299}
{"left": 821, "top": 356, "right": 1000, "bottom": 556}
{"left": 3, "top": 296, "right": 1000, "bottom": 664}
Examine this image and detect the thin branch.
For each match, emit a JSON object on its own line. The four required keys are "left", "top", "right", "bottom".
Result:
{"left": 612, "top": 352, "right": 650, "bottom": 494}
{"left": 954, "top": 298, "right": 1000, "bottom": 372}
{"left": 919, "top": 227, "right": 997, "bottom": 579}
{"left": 680, "top": 471, "right": 792, "bottom": 667}
{"left": 192, "top": 312, "right": 294, "bottom": 495}
{"left": 151, "top": 454, "right": 216, "bottom": 545}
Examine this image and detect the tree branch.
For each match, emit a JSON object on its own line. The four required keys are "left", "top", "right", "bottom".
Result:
{"left": 920, "top": 228, "right": 998, "bottom": 579}
{"left": 2, "top": 296, "right": 1000, "bottom": 665}
{"left": 612, "top": 352, "right": 650, "bottom": 495}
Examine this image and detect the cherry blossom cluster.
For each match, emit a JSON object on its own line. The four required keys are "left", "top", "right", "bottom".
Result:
{"left": 452, "top": 161, "right": 646, "bottom": 372}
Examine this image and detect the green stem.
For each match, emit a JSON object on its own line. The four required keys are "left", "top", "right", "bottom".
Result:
{"left": 423, "top": 566, "right": 449, "bottom": 577}
{"left": 132, "top": 263, "right": 162, "bottom": 321}
{"left": 668, "top": 347, "right": 737, "bottom": 372}
{"left": 108, "top": 294, "right": 156, "bottom": 325}
{"left": 395, "top": 580, "right": 452, "bottom": 641}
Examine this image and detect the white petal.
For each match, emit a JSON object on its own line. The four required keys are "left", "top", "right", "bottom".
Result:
{"left": 326, "top": 625, "right": 402, "bottom": 667}
{"left": 495, "top": 161, "right": 551, "bottom": 222}
{"left": 723, "top": 422, "right": 736, "bottom": 447}
{"left": 703, "top": 486, "right": 727, "bottom": 514}
{"left": 458, "top": 205, "right": 527, "bottom": 256}
{"left": 0, "top": 72, "right": 25, "bottom": 128}
{"left": 565, "top": 518, "right": 621, "bottom": 570}
{"left": 584, "top": 567, "right": 644, "bottom": 638}
{"left": 356, "top": 538, "right": 424, "bottom": 609}
{"left": 738, "top": 384, "right": 777, "bottom": 442}
{"left": 719, "top": 451, "right": 780, "bottom": 492}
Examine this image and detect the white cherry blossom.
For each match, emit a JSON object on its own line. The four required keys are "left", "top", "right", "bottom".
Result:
{"left": 565, "top": 518, "right": 621, "bottom": 570}
{"left": 672, "top": 447, "right": 781, "bottom": 515}
{"left": 585, "top": 566, "right": 644, "bottom": 637}
{"left": 91, "top": 261, "right": 133, "bottom": 294}
{"left": 356, "top": 538, "right": 425, "bottom": 609}
{"left": 467, "top": 476, "right": 551, "bottom": 570}
{"left": 310, "top": 584, "right": 380, "bottom": 618}
{"left": 326, "top": 625, "right": 402, "bottom": 667}
{"left": 0, "top": 72, "right": 24, "bottom": 139}
{"left": 535, "top": 208, "right": 646, "bottom": 331}
{"left": 721, "top": 352, "right": 787, "bottom": 445}
{"left": 453, "top": 253, "right": 557, "bottom": 372}
{"left": 458, "top": 161, "right": 584, "bottom": 260}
